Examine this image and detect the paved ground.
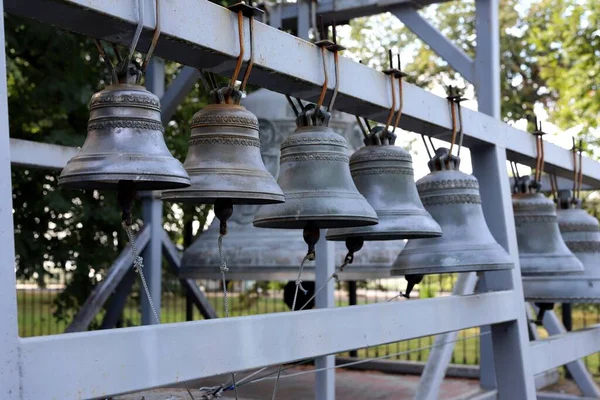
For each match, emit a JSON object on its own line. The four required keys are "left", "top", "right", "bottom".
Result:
{"left": 115, "top": 366, "right": 485, "bottom": 399}
{"left": 114, "top": 366, "right": 587, "bottom": 400}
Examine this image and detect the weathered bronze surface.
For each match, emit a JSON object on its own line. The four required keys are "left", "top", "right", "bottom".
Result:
{"left": 59, "top": 83, "right": 190, "bottom": 190}
{"left": 392, "top": 148, "right": 514, "bottom": 276}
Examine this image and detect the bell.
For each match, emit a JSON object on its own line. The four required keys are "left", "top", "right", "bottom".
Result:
{"left": 326, "top": 125, "right": 441, "bottom": 242}
{"left": 58, "top": 62, "right": 190, "bottom": 190}
{"left": 513, "top": 180, "right": 583, "bottom": 276}
{"left": 182, "top": 90, "right": 401, "bottom": 280}
{"left": 253, "top": 104, "right": 378, "bottom": 231}
{"left": 523, "top": 190, "right": 600, "bottom": 303}
{"left": 391, "top": 148, "right": 514, "bottom": 297}
{"left": 161, "top": 87, "right": 284, "bottom": 206}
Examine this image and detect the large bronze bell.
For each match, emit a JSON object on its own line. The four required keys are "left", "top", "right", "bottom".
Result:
{"left": 326, "top": 125, "right": 441, "bottom": 242}
{"left": 253, "top": 105, "right": 378, "bottom": 231}
{"left": 180, "top": 90, "right": 402, "bottom": 281}
{"left": 391, "top": 148, "right": 514, "bottom": 296}
{"left": 513, "top": 179, "right": 583, "bottom": 276}
{"left": 523, "top": 190, "right": 600, "bottom": 303}
{"left": 161, "top": 87, "right": 284, "bottom": 206}
{"left": 58, "top": 62, "right": 190, "bottom": 191}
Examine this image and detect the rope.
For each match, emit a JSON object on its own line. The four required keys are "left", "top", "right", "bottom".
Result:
{"left": 271, "top": 253, "right": 313, "bottom": 399}
{"left": 217, "top": 233, "right": 239, "bottom": 400}
{"left": 122, "top": 222, "right": 160, "bottom": 325}
{"left": 236, "top": 331, "right": 491, "bottom": 389}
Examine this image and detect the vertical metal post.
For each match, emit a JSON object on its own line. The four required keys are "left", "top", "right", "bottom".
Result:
{"left": 473, "top": 0, "right": 505, "bottom": 393}
{"left": 471, "top": 145, "right": 537, "bottom": 399}
{"left": 415, "top": 272, "right": 478, "bottom": 400}
{"left": 140, "top": 58, "right": 165, "bottom": 325}
{"left": 0, "top": 0, "right": 22, "bottom": 396}
{"left": 315, "top": 233, "right": 335, "bottom": 400}
{"left": 297, "top": 0, "right": 310, "bottom": 40}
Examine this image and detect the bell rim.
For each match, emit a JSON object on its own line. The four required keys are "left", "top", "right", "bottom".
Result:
{"left": 58, "top": 174, "right": 190, "bottom": 190}
{"left": 161, "top": 190, "right": 285, "bottom": 205}
{"left": 253, "top": 215, "right": 379, "bottom": 230}
{"left": 523, "top": 278, "right": 600, "bottom": 303}
{"left": 390, "top": 262, "right": 514, "bottom": 276}
{"left": 326, "top": 229, "right": 441, "bottom": 241}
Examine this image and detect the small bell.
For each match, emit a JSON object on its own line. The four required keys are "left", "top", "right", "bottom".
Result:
{"left": 512, "top": 179, "right": 583, "bottom": 276}
{"left": 161, "top": 87, "right": 284, "bottom": 206}
{"left": 253, "top": 104, "right": 378, "bottom": 232}
{"left": 162, "top": 4, "right": 283, "bottom": 236}
{"left": 391, "top": 148, "right": 514, "bottom": 296}
{"left": 180, "top": 89, "right": 400, "bottom": 281}
{"left": 59, "top": 61, "right": 190, "bottom": 191}
{"left": 523, "top": 190, "right": 600, "bottom": 303}
{"left": 327, "top": 125, "right": 441, "bottom": 242}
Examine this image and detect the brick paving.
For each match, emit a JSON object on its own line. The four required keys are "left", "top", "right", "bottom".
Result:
{"left": 116, "top": 366, "right": 485, "bottom": 399}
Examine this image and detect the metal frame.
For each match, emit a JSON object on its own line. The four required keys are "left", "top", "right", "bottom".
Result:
{"left": 2, "top": 1, "right": 599, "bottom": 399}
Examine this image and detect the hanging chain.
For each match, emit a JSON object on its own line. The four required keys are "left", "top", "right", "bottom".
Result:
{"left": 217, "top": 233, "right": 239, "bottom": 400}
{"left": 122, "top": 222, "right": 160, "bottom": 325}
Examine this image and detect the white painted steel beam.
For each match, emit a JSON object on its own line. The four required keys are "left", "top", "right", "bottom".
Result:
{"left": 0, "top": 0, "right": 21, "bottom": 396}
{"left": 393, "top": 7, "right": 475, "bottom": 83}
{"left": 9, "top": 138, "right": 77, "bottom": 170}
{"left": 5, "top": 0, "right": 600, "bottom": 187}
{"left": 277, "top": 0, "right": 452, "bottom": 30}
{"left": 20, "top": 290, "right": 518, "bottom": 400}
{"left": 530, "top": 324, "right": 600, "bottom": 375}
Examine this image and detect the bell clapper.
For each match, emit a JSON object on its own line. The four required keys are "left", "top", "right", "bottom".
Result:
{"left": 117, "top": 180, "right": 137, "bottom": 227}
{"left": 403, "top": 274, "right": 424, "bottom": 299}
{"left": 533, "top": 303, "right": 555, "bottom": 326}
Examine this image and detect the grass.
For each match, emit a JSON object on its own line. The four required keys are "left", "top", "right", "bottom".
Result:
{"left": 15, "top": 288, "right": 600, "bottom": 374}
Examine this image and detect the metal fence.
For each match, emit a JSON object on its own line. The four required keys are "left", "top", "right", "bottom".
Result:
{"left": 15, "top": 272, "right": 600, "bottom": 374}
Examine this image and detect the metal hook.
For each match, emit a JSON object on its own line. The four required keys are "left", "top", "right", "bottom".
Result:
{"left": 532, "top": 116, "right": 546, "bottom": 183}
{"left": 240, "top": 6, "right": 264, "bottom": 92}
{"left": 326, "top": 21, "right": 344, "bottom": 112}
{"left": 391, "top": 55, "right": 407, "bottom": 134}
{"left": 229, "top": 5, "right": 246, "bottom": 89}
{"left": 316, "top": 45, "right": 329, "bottom": 110}
{"left": 141, "top": 0, "right": 162, "bottom": 74}
{"left": 383, "top": 50, "right": 397, "bottom": 132}
{"left": 128, "top": 0, "right": 145, "bottom": 62}
{"left": 446, "top": 86, "right": 459, "bottom": 160}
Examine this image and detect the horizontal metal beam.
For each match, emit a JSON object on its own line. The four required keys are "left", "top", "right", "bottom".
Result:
{"left": 9, "top": 138, "right": 77, "bottom": 170}
{"left": 161, "top": 66, "right": 200, "bottom": 124}
{"left": 277, "top": 0, "right": 452, "bottom": 30}
{"left": 530, "top": 324, "right": 600, "bottom": 375}
{"left": 65, "top": 225, "right": 151, "bottom": 333}
{"left": 6, "top": 0, "right": 600, "bottom": 187}
{"left": 20, "top": 290, "right": 518, "bottom": 399}
{"left": 393, "top": 6, "right": 475, "bottom": 82}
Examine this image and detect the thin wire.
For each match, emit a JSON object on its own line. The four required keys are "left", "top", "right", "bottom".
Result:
{"left": 217, "top": 233, "right": 239, "bottom": 400}
{"left": 285, "top": 95, "right": 300, "bottom": 117}
{"left": 421, "top": 134, "right": 433, "bottom": 160}
{"left": 94, "top": 40, "right": 114, "bottom": 71}
{"left": 122, "top": 222, "right": 160, "bottom": 324}
{"left": 141, "top": 0, "right": 162, "bottom": 73}
{"left": 242, "top": 331, "right": 491, "bottom": 387}
{"left": 271, "top": 253, "right": 311, "bottom": 399}
{"left": 297, "top": 256, "right": 352, "bottom": 312}
{"left": 128, "top": 0, "right": 145, "bottom": 62}
{"left": 355, "top": 116, "right": 369, "bottom": 139}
